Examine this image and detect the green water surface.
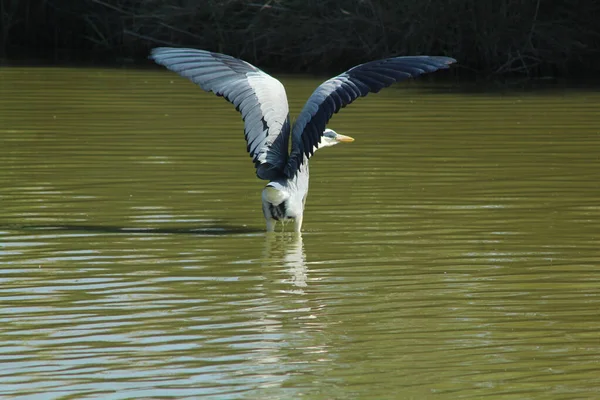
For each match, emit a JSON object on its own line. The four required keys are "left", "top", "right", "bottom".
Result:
{"left": 1, "top": 67, "right": 599, "bottom": 399}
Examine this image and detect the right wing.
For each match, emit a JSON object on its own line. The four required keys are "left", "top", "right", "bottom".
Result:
{"left": 285, "top": 56, "right": 456, "bottom": 177}
{"left": 150, "top": 48, "right": 290, "bottom": 180}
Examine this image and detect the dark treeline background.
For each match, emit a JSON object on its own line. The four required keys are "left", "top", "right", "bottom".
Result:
{"left": 1, "top": 0, "right": 599, "bottom": 77}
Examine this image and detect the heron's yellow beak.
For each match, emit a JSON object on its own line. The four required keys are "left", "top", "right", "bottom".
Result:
{"left": 336, "top": 134, "right": 355, "bottom": 143}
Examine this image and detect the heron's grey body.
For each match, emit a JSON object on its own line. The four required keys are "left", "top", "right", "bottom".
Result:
{"left": 262, "top": 156, "right": 312, "bottom": 232}
{"left": 150, "top": 48, "right": 456, "bottom": 232}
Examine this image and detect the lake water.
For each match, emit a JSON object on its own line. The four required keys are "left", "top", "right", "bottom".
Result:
{"left": 1, "top": 66, "right": 599, "bottom": 399}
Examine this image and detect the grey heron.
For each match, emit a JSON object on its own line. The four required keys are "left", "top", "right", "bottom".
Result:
{"left": 150, "top": 48, "right": 455, "bottom": 232}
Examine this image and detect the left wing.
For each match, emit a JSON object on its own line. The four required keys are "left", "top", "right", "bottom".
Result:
{"left": 284, "top": 56, "right": 456, "bottom": 177}
{"left": 150, "top": 48, "right": 290, "bottom": 180}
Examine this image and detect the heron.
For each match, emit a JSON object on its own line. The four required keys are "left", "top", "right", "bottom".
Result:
{"left": 150, "top": 48, "right": 456, "bottom": 232}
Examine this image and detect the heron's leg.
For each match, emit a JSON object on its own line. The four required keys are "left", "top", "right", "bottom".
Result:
{"left": 293, "top": 215, "right": 303, "bottom": 233}
{"left": 266, "top": 218, "right": 276, "bottom": 232}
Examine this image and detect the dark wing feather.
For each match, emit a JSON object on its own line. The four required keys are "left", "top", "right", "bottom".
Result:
{"left": 285, "top": 56, "right": 456, "bottom": 177}
{"left": 150, "top": 48, "right": 290, "bottom": 180}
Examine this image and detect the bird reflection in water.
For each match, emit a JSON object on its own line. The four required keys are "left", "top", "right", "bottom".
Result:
{"left": 264, "top": 233, "right": 307, "bottom": 290}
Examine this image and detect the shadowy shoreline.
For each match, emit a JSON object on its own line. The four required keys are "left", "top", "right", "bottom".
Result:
{"left": 1, "top": 1, "right": 598, "bottom": 79}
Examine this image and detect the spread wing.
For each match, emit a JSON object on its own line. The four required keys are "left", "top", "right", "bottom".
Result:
{"left": 150, "top": 48, "right": 290, "bottom": 181}
{"left": 285, "top": 56, "right": 456, "bottom": 177}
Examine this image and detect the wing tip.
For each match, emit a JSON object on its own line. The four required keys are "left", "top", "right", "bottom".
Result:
{"left": 149, "top": 47, "right": 174, "bottom": 61}
{"left": 441, "top": 56, "right": 458, "bottom": 66}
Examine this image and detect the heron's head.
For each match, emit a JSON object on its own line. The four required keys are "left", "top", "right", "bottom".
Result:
{"left": 318, "top": 129, "right": 355, "bottom": 149}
